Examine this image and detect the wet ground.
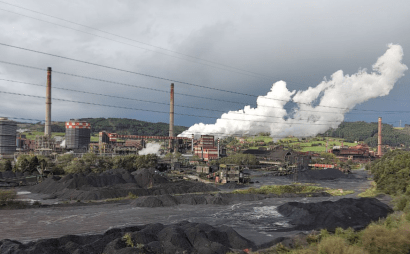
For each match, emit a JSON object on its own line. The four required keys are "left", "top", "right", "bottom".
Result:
{"left": 1, "top": 169, "right": 376, "bottom": 246}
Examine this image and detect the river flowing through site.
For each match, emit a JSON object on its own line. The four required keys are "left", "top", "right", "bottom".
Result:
{"left": 1, "top": 170, "right": 374, "bottom": 246}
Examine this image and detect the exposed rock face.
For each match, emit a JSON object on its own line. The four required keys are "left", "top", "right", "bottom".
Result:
{"left": 277, "top": 198, "right": 393, "bottom": 231}
{"left": 0, "top": 221, "right": 256, "bottom": 254}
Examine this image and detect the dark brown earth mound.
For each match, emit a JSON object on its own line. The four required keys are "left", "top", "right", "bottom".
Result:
{"left": 27, "top": 168, "right": 219, "bottom": 201}
{"left": 0, "top": 221, "right": 256, "bottom": 254}
{"left": 277, "top": 198, "right": 392, "bottom": 231}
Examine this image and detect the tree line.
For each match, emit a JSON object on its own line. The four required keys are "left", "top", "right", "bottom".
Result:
{"left": 0, "top": 153, "right": 158, "bottom": 175}
{"left": 20, "top": 117, "right": 188, "bottom": 137}
{"left": 82, "top": 117, "right": 188, "bottom": 136}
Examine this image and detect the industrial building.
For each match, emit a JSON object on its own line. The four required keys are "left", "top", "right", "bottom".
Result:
{"left": 243, "top": 148, "right": 311, "bottom": 171}
{"left": 331, "top": 144, "right": 375, "bottom": 161}
{"left": 0, "top": 117, "right": 17, "bottom": 158}
{"left": 194, "top": 135, "right": 219, "bottom": 161}
{"left": 65, "top": 120, "right": 91, "bottom": 151}
{"left": 90, "top": 131, "right": 191, "bottom": 155}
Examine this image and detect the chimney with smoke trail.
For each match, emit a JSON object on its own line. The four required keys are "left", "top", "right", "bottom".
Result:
{"left": 169, "top": 83, "right": 174, "bottom": 151}
{"left": 378, "top": 117, "right": 382, "bottom": 157}
{"left": 45, "top": 67, "right": 52, "bottom": 138}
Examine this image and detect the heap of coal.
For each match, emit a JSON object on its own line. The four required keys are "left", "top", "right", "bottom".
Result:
{"left": 0, "top": 221, "right": 256, "bottom": 254}
{"left": 277, "top": 198, "right": 392, "bottom": 231}
{"left": 0, "top": 171, "right": 27, "bottom": 187}
{"left": 27, "top": 168, "right": 219, "bottom": 201}
{"left": 292, "top": 168, "right": 348, "bottom": 181}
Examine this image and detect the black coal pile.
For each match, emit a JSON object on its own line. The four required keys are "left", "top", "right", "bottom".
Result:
{"left": 132, "top": 192, "right": 331, "bottom": 208}
{"left": 0, "top": 171, "right": 26, "bottom": 179}
{"left": 292, "top": 168, "right": 348, "bottom": 181}
{"left": 0, "top": 221, "right": 256, "bottom": 254}
{"left": 27, "top": 168, "right": 218, "bottom": 201}
{"left": 0, "top": 171, "right": 27, "bottom": 187}
{"left": 278, "top": 198, "right": 393, "bottom": 231}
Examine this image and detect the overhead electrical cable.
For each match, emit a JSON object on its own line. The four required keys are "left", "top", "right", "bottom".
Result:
{"left": 0, "top": 46, "right": 392, "bottom": 113}
{"left": 0, "top": 60, "right": 404, "bottom": 116}
{"left": 0, "top": 1, "right": 312, "bottom": 86}
{"left": 0, "top": 90, "right": 363, "bottom": 125}
{"left": 0, "top": 78, "right": 347, "bottom": 123}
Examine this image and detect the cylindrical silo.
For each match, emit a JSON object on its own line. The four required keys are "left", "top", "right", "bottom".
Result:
{"left": 0, "top": 117, "right": 17, "bottom": 156}
{"left": 65, "top": 120, "right": 91, "bottom": 151}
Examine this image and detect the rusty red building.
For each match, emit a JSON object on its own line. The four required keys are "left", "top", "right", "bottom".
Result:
{"left": 194, "top": 135, "right": 218, "bottom": 161}
{"left": 331, "top": 144, "right": 376, "bottom": 160}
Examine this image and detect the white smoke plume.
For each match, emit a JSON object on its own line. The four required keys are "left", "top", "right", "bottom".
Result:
{"left": 139, "top": 142, "right": 161, "bottom": 155}
{"left": 179, "top": 44, "right": 407, "bottom": 139}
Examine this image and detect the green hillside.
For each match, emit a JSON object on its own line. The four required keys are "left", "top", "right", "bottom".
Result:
{"left": 323, "top": 121, "right": 410, "bottom": 147}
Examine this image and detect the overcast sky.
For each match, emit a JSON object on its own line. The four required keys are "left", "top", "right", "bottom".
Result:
{"left": 0, "top": 0, "right": 409, "bottom": 131}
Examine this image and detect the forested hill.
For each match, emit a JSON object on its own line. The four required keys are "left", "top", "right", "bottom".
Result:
{"left": 80, "top": 118, "right": 188, "bottom": 136}
{"left": 23, "top": 118, "right": 188, "bottom": 136}
{"left": 323, "top": 121, "right": 410, "bottom": 147}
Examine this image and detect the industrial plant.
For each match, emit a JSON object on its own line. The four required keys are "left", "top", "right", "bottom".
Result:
{"left": 0, "top": 74, "right": 228, "bottom": 165}
{"left": 0, "top": 66, "right": 387, "bottom": 173}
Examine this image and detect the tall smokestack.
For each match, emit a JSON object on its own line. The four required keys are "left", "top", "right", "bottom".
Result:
{"left": 378, "top": 117, "right": 382, "bottom": 157}
{"left": 217, "top": 138, "right": 220, "bottom": 159}
{"left": 191, "top": 134, "right": 194, "bottom": 153}
{"left": 169, "top": 83, "right": 174, "bottom": 151}
{"left": 45, "top": 67, "right": 52, "bottom": 138}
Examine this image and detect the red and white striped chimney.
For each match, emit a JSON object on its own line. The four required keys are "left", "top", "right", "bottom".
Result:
{"left": 378, "top": 117, "right": 382, "bottom": 157}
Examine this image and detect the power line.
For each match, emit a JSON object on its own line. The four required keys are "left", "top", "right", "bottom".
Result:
{"left": 7, "top": 117, "right": 44, "bottom": 123}
{"left": 0, "top": 42, "right": 287, "bottom": 100}
{"left": 0, "top": 60, "right": 356, "bottom": 114}
{"left": 0, "top": 60, "right": 248, "bottom": 106}
{"left": 0, "top": 47, "right": 393, "bottom": 114}
{"left": 0, "top": 1, "right": 309, "bottom": 85}
{"left": 0, "top": 90, "right": 359, "bottom": 126}
{"left": 0, "top": 60, "right": 406, "bottom": 117}
{"left": 0, "top": 7, "right": 281, "bottom": 83}
{"left": 0, "top": 78, "right": 350, "bottom": 123}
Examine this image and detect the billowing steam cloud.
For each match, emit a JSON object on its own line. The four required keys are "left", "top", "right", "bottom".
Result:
{"left": 179, "top": 44, "right": 407, "bottom": 139}
{"left": 139, "top": 142, "right": 161, "bottom": 155}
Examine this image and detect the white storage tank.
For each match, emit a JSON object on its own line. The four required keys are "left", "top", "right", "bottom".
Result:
{"left": 65, "top": 119, "right": 91, "bottom": 150}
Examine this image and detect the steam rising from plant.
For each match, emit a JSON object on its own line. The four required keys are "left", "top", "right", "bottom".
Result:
{"left": 139, "top": 142, "right": 161, "bottom": 155}
{"left": 179, "top": 44, "right": 407, "bottom": 139}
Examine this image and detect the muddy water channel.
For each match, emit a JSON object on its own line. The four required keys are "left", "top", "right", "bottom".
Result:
{"left": 1, "top": 170, "right": 372, "bottom": 246}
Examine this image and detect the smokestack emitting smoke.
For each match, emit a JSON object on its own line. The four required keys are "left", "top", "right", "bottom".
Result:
{"left": 45, "top": 67, "right": 52, "bottom": 138}
{"left": 378, "top": 117, "right": 382, "bottom": 157}
{"left": 179, "top": 44, "right": 408, "bottom": 139}
{"left": 169, "top": 83, "right": 174, "bottom": 151}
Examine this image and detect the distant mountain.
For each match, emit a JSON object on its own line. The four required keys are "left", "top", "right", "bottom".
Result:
{"left": 18, "top": 118, "right": 188, "bottom": 137}
{"left": 322, "top": 121, "right": 410, "bottom": 147}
